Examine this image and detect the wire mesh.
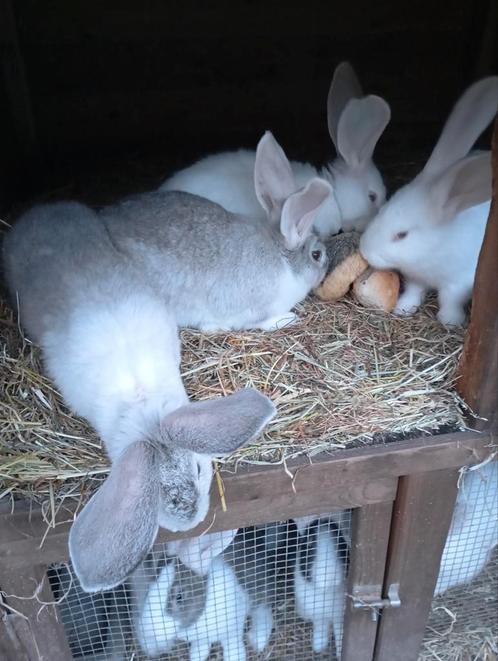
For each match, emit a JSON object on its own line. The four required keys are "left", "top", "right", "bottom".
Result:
{"left": 47, "top": 511, "right": 351, "bottom": 660}
{"left": 420, "top": 460, "right": 498, "bottom": 660}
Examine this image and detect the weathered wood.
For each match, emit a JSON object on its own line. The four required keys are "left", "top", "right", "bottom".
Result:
{"left": 457, "top": 118, "right": 498, "bottom": 431}
{"left": 0, "top": 430, "right": 493, "bottom": 566}
{"left": 373, "top": 469, "right": 460, "bottom": 661}
{"left": 342, "top": 502, "right": 394, "bottom": 661}
{"left": 0, "top": 563, "right": 73, "bottom": 660}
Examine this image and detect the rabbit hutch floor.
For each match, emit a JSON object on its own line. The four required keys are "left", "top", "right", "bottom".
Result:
{"left": 0, "top": 291, "right": 469, "bottom": 516}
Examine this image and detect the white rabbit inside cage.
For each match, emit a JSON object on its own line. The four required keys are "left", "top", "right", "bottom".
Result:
{"left": 48, "top": 511, "right": 351, "bottom": 661}
{"left": 48, "top": 461, "right": 498, "bottom": 660}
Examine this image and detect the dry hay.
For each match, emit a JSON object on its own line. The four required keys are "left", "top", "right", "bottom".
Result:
{"left": 0, "top": 290, "right": 469, "bottom": 512}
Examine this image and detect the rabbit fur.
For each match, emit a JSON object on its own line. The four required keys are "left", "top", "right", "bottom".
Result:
{"left": 133, "top": 531, "right": 249, "bottom": 661}
{"left": 360, "top": 76, "right": 498, "bottom": 325}
{"left": 161, "top": 62, "right": 390, "bottom": 236}
{"left": 2, "top": 202, "right": 275, "bottom": 592}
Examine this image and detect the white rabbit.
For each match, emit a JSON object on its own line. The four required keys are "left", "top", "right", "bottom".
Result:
{"left": 294, "top": 517, "right": 349, "bottom": 658}
{"left": 133, "top": 530, "right": 249, "bottom": 661}
{"left": 161, "top": 62, "right": 391, "bottom": 236}
{"left": 2, "top": 202, "right": 275, "bottom": 593}
{"left": 360, "top": 76, "right": 498, "bottom": 326}
{"left": 435, "top": 459, "right": 498, "bottom": 595}
{"left": 100, "top": 131, "right": 331, "bottom": 332}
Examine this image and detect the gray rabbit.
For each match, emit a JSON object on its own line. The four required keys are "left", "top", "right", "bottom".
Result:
{"left": 98, "top": 131, "right": 330, "bottom": 332}
{"left": 3, "top": 202, "right": 275, "bottom": 593}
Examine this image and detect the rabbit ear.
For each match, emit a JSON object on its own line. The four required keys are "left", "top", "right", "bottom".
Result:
{"left": 280, "top": 178, "right": 332, "bottom": 249}
{"left": 336, "top": 96, "right": 391, "bottom": 168}
{"left": 327, "top": 61, "right": 364, "bottom": 149}
{"left": 69, "top": 442, "right": 159, "bottom": 592}
{"left": 423, "top": 77, "right": 498, "bottom": 179}
{"left": 167, "top": 529, "right": 238, "bottom": 575}
{"left": 161, "top": 388, "right": 276, "bottom": 455}
{"left": 428, "top": 152, "right": 492, "bottom": 223}
{"left": 254, "top": 131, "right": 296, "bottom": 223}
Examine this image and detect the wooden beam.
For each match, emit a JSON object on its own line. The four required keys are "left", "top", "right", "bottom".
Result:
{"left": 373, "top": 469, "right": 460, "bottom": 661}
{"left": 0, "top": 430, "right": 493, "bottom": 566}
{"left": 457, "top": 118, "right": 498, "bottom": 430}
{"left": 342, "top": 502, "right": 394, "bottom": 661}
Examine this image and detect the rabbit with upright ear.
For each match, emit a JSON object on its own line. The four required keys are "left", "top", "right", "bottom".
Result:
{"left": 435, "top": 459, "right": 497, "bottom": 595}
{"left": 2, "top": 202, "right": 276, "bottom": 593}
{"left": 360, "top": 76, "right": 498, "bottom": 326}
{"left": 160, "top": 62, "right": 391, "bottom": 236}
{"left": 294, "top": 516, "right": 349, "bottom": 658}
{"left": 133, "top": 530, "right": 249, "bottom": 661}
{"left": 100, "top": 131, "right": 330, "bottom": 332}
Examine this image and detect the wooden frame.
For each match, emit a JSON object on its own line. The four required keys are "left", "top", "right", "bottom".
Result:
{"left": 0, "top": 108, "right": 496, "bottom": 661}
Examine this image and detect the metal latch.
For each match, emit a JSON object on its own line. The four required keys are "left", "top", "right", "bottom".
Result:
{"left": 351, "top": 583, "right": 401, "bottom": 622}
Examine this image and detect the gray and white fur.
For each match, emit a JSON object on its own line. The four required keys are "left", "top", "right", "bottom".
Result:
{"left": 2, "top": 203, "right": 276, "bottom": 593}
{"left": 98, "top": 131, "right": 331, "bottom": 332}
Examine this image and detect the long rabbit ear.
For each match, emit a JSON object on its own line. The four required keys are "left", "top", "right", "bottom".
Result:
{"left": 428, "top": 152, "right": 492, "bottom": 223}
{"left": 423, "top": 76, "right": 498, "bottom": 179}
{"left": 327, "top": 61, "right": 363, "bottom": 150}
{"left": 280, "top": 178, "right": 332, "bottom": 249}
{"left": 336, "top": 96, "right": 391, "bottom": 168}
{"left": 166, "top": 529, "right": 238, "bottom": 575}
{"left": 69, "top": 442, "right": 159, "bottom": 592}
{"left": 161, "top": 388, "right": 276, "bottom": 455}
{"left": 254, "top": 131, "right": 296, "bottom": 223}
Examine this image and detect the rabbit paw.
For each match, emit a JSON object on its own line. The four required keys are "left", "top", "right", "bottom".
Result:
{"left": 437, "top": 306, "right": 466, "bottom": 326}
{"left": 312, "top": 621, "right": 331, "bottom": 653}
{"left": 247, "top": 604, "right": 273, "bottom": 652}
{"left": 256, "top": 312, "right": 297, "bottom": 331}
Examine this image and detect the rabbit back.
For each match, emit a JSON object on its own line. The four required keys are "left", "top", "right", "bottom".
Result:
{"left": 101, "top": 191, "right": 315, "bottom": 331}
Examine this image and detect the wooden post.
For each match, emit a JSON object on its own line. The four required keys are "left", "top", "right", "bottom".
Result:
{"left": 342, "top": 502, "right": 394, "bottom": 661}
{"left": 373, "top": 469, "right": 460, "bottom": 661}
{"left": 457, "top": 118, "right": 498, "bottom": 430}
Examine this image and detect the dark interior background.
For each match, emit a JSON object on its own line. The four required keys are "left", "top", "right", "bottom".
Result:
{"left": 1, "top": 0, "right": 497, "bottom": 216}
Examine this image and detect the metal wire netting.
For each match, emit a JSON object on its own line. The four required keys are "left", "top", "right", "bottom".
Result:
{"left": 420, "top": 461, "right": 498, "bottom": 661}
{"left": 47, "top": 463, "right": 497, "bottom": 661}
{"left": 48, "top": 511, "right": 351, "bottom": 660}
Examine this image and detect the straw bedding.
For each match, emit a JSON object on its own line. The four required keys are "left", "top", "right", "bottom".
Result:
{"left": 0, "top": 288, "right": 469, "bottom": 511}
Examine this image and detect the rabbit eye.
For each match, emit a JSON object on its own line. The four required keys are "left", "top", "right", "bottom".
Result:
{"left": 394, "top": 231, "right": 408, "bottom": 241}
{"left": 175, "top": 591, "right": 183, "bottom": 603}
{"left": 368, "top": 191, "right": 377, "bottom": 203}
{"left": 171, "top": 497, "right": 179, "bottom": 507}
{"left": 311, "top": 250, "right": 322, "bottom": 262}
{"left": 197, "top": 463, "right": 202, "bottom": 478}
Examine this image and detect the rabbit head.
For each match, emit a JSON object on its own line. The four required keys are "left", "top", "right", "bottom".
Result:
{"left": 254, "top": 131, "right": 331, "bottom": 288}
{"left": 360, "top": 76, "right": 498, "bottom": 273}
{"left": 326, "top": 62, "right": 391, "bottom": 232}
{"left": 69, "top": 389, "right": 276, "bottom": 592}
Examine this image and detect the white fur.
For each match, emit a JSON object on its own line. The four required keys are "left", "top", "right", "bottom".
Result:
{"left": 136, "top": 557, "right": 249, "bottom": 660}
{"left": 294, "top": 523, "right": 346, "bottom": 657}
{"left": 160, "top": 63, "right": 389, "bottom": 237}
{"left": 42, "top": 293, "right": 187, "bottom": 461}
{"left": 161, "top": 150, "right": 385, "bottom": 237}
{"left": 435, "top": 461, "right": 498, "bottom": 595}
{"left": 360, "top": 76, "right": 497, "bottom": 326}
{"left": 360, "top": 190, "right": 490, "bottom": 325}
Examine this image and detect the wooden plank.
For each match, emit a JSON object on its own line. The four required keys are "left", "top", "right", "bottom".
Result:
{"left": 0, "top": 563, "right": 73, "bottom": 660}
{"left": 342, "top": 502, "right": 394, "bottom": 661}
{"left": 0, "top": 430, "right": 493, "bottom": 566}
{"left": 373, "top": 469, "right": 460, "bottom": 661}
{"left": 457, "top": 118, "right": 498, "bottom": 431}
